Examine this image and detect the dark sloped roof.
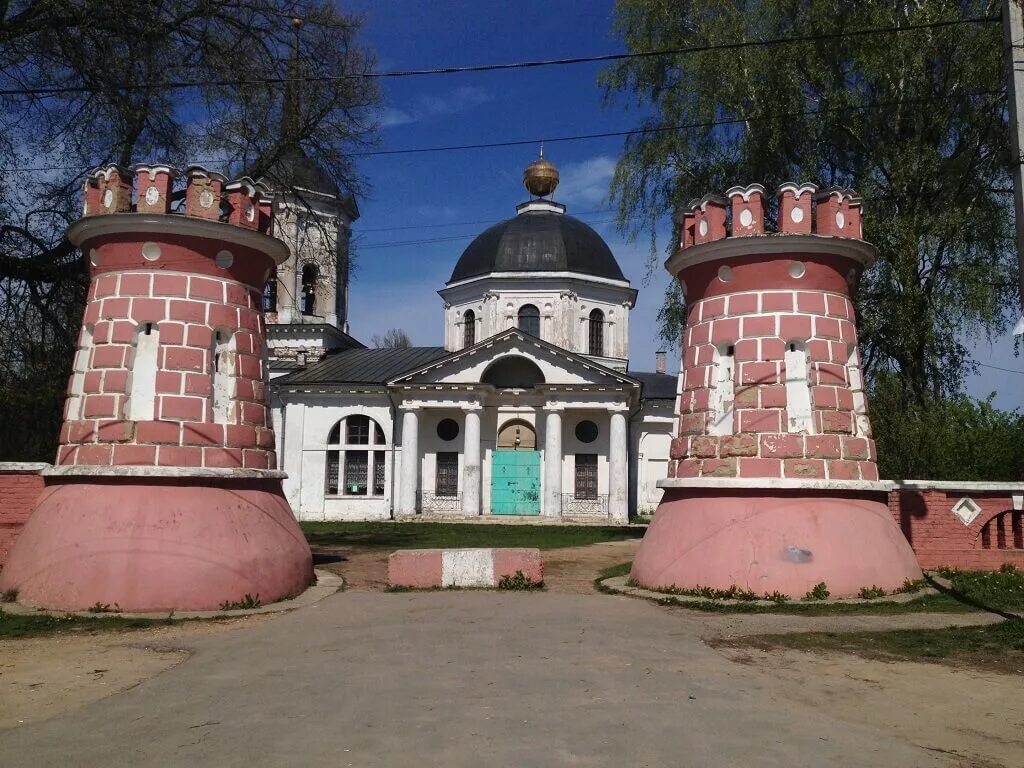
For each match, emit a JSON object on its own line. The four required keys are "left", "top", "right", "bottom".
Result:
{"left": 449, "top": 210, "right": 626, "bottom": 283}
{"left": 273, "top": 346, "right": 448, "bottom": 385}
{"left": 632, "top": 371, "right": 677, "bottom": 400}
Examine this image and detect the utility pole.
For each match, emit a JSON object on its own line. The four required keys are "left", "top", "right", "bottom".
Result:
{"left": 1003, "top": 0, "right": 1024, "bottom": 335}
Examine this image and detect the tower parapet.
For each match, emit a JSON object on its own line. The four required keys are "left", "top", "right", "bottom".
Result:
{"left": 632, "top": 182, "right": 921, "bottom": 598}
{"left": 0, "top": 162, "right": 313, "bottom": 612}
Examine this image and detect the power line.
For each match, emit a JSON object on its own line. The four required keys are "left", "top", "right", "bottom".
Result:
{"left": 358, "top": 207, "right": 614, "bottom": 233}
{"left": 0, "top": 16, "right": 999, "bottom": 98}
{"left": 357, "top": 216, "right": 621, "bottom": 249}
{"left": 0, "top": 89, "right": 1004, "bottom": 174}
{"left": 976, "top": 362, "right": 1024, "bottom": 375}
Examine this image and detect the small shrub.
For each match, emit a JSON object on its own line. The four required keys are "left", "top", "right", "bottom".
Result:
{"left": 999, "top": 562, "right": 1018, "bottom": 574}
{"left": 88, "top": 602, "right": 112, "bottom": 613}
{"left": 497, "top": 570, "right": 543, "bottom": 590}
{"left": 219, "top": 594, "right": 261, "bottom": 611}
{"left": 803, "top": 582, "right": 830, "bottom": 601}
{"left": 859, "top": 585, "right": 887, "bottom": 600}
{"left": 1, "top": 589, "right": 18, "bottom": 603}
{"left": 893, "top": 578, "right": 927, "bottom": 594}
{"left": 763, "top": 591, "right": 790, "bottom": 604}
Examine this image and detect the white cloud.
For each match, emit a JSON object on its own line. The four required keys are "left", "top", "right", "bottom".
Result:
{"left": 381, "top": 86, "right": 493, "bottom": 128}
{"left": 556, "top": 155, "right": 617, "bottom": 208}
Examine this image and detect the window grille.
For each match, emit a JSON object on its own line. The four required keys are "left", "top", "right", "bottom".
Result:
{"left": 574, "top": 454, "right": 598, "bottom": 500}
{"left": 463, "top": 310, "right": 476, "bottom": 347}
{"left": 435, "top": 452, "right": 459, "bottom": 496}
{"left": 344, "top": 451, "right": 369, "bottom": 495}
{"left": 517, "top": 304, "right": 540, "bottom": 337}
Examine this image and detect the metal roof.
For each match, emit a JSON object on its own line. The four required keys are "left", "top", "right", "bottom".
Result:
{"left": 632, "top": 371, "right": 678, "bottom": 400}
{"left": 449, "top": 210, "right": 626, "bottom": 283}
{"left": 273, "top": 346, "right": 448, "bottom": 386}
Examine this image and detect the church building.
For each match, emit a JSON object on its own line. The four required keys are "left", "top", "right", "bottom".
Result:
{"left": 266, "top": 154, "right": 676, "bottom": 522}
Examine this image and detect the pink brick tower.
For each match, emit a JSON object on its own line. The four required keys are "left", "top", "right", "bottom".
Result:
{"left": 631, "top": 183, "right": 921, "bottom": 597}
{"left": 0, "top": 164, "right": 313, "bottom": 611}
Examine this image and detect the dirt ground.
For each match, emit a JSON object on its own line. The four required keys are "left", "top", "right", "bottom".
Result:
{"left": 0, "top": 618, "right": 262, "bottom": 730}
{"left": 2, "top": 541, "right": 1022, "bottom": 767}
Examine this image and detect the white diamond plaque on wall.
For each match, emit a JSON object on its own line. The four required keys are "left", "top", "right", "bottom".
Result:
{"left": 951, "top": 497, "right": 982, "bottom": 526}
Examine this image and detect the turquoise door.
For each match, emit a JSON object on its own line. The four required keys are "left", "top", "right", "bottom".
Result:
{"left": 491, "top": 450, "right": 541, "bottom": 515}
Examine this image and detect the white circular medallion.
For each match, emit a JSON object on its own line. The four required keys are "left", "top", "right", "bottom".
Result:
{"left": 717, "top": 265, "right": 733, "bottom": 283}
{"left": 89, "top": 248, "right": 99, "bottom": 267}
{"left": 199, "top": 188, "right": 215, "bottom": 209}
{"left": 102, "top": 189, "right": 114, "bottom": 208}
{"left": 835, "top": 211, "right": 845, "bottom": 229}
{"left": 698, "top": 219, "right": 709, "bottom": 237}
{"left": 245, "top": 204, "right": 255, "bottom": 223}
{"left": 215, "top": 250, "right": 234, "bottom": 269}
{"left": 739, "top": 208, "right": 753, "bottom": 228}
{"left": 144, "top": 186, "right": 160, "bottom": 206}
{"left": 788, "top": 261, "right": 806, "bottom": 279}
{"left": 790, "top": 206, "right": 804, "bottom": 224}
{"left": 141, "top": 242, "right": 161, "bottom": 261}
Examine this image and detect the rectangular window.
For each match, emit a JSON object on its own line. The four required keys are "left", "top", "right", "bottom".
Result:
{"left": 344, "top": 451, "right": 368, "bottom": 495}
{"left": 574, "top": 454, "right": 598, "bottom": 500}
{"left": 374, "top": 451, "right": 386, "bottom": 496}
{"left": 326, "top": 450, "right": 340, "bottom": 495}
{"left": 346, "top": 415, "right": 370, "bottom": 444}
{"left": 709, "top": 344, "right": 735, "bottom": 435}
{"left": 435, "top": 452, "right": 459, "bottom": 496}
{"left": 785, "top": 342, "right": 815, "bottom": 434}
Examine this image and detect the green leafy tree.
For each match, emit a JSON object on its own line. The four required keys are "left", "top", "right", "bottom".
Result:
{"left": 602, "top": 0, "right": 1015, "bottom": 403}
{"left": 0, "top": 0, "right": 380, "bottom": 460}
{"left": 870, "top": 373, "right": 1024, "bottom": 479}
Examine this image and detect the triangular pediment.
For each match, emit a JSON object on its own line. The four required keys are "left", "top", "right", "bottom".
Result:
{"left": 387, "top": 328, "right": 639, "bottom": 389}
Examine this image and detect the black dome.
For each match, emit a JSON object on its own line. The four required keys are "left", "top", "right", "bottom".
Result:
{"left": 449, "top": 210, "right": 626, "bottom": 283}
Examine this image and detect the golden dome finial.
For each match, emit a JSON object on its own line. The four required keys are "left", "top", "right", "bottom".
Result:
{"left": 523, "top": 144, "right": 558, "bottom": 198}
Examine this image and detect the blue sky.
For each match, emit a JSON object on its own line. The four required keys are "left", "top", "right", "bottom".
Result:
{"left": 340, "top": 0, "right": 1023, "bottom": 408}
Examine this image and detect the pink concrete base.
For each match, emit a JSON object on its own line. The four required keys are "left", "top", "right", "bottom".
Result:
{"left": 388, "top": 548, "right": 543, "bottom": 589}
{"left": 0, "top": 478, "right": 313, "bottom": 612}
{"left": 632, "top": 490, "right": 922, "bottom": 598}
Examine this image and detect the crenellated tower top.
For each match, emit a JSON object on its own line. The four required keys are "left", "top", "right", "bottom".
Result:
{"left": 82, "top": 163, "right": 275, "bottom": 236}
{"left": 677, "top": 182, "right": 864, "bottom": 249}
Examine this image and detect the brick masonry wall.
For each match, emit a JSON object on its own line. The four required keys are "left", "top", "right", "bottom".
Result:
{"left": 0, "top": 467, "right": 45, "bottom": 568}
{"left": 670, "top": 286, "right": 877, "bottom": 481}
{"left": 58, "top": 270, "right": 275, "bottom": 470}
{"left": 890, "top": 489, "right": 1024, "bottom": 570}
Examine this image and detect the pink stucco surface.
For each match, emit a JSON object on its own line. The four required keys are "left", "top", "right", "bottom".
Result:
{"left": 492, "top": 549, "right": 543, "bottom": 584}
{"left": 388, "top": 550, "right": 443, "bottom": 588}
{"left": 632, "top": 490, "right": 921, "bottom": 598}
{"left": 0, "top": 478, "right": 313, "bottom": 611}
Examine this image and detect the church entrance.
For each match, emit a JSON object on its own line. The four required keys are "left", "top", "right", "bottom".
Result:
{"left": 491, "top": 420, "right": 540, "bottom": 516}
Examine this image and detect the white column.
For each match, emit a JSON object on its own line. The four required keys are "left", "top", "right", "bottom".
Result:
{"left": 462, "top": 408, "right": 482, "bottom": 516}
{"left": 608, "top": 410, "right": 628, "bottom": 523}
{"left": 399, "top": 408, "right": 419, "bottom": 515}
{"left": 281, "top": 401, "right": 305, "bottom": 512}
{"left": 544, "top": 409, "right": 562, "bottom": 518}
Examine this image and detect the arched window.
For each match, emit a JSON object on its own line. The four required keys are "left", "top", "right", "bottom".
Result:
{"left": 517, "top": 304, "right": 540, "bottom": 337}
{"left": 263, "top": 269, "right": 277, "bottom": 312}
{"left": 463, "top": 309, "right": 476, "bottom": 348}
{"left": 301, "top": 263, "right": 318, "bottom": 316}
{"left": 326, "top": 415, "right": 387, "bottom": 496}
{"left": 588, "top": 309, "right": 604, "bottom": 356}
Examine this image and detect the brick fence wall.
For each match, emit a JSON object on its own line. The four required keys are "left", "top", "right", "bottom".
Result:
{"left": 0, "top": 463, "right": 47, "bottom": 569}
{"left": 889, "top": 482, "right": 1024, "bottom": 570}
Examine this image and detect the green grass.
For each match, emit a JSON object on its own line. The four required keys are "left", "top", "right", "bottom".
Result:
{"left": 302, "top": 521, "right": 645, "bottom": 551}
{"left": 601, "top": 562, "right": 1024, "bottom": 616}
{"left": 0, "top": 609, "right": 179, "bottom": 639}
{"left": 723, "top": 619, "right": 1024, "bottom": 674}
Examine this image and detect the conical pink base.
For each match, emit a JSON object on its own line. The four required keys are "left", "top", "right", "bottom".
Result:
{"left": 0, "top": 477, "right": 313, "bottom": 612}
{"left": 632, "top": 490, "right": 921, "bottom": 598}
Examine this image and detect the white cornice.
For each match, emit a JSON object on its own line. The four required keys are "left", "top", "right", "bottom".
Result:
{"left": 658, "top": 477, "right": 893, "bottom": 492}
{"left": 664, "top": 234, "right": 877, "bottom": 276}
{"left": 443, "top": 271, "right": 634, "bottom": 292}
{"left": 66, "top": 213, "right": 290, "bottom": 265}
{"left": 44, "top": 465, "right": 287, "bottom": 480}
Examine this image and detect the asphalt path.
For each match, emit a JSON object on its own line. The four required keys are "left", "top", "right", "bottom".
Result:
{"left": 0, "top": 591, "right": 943, "bottom": 767}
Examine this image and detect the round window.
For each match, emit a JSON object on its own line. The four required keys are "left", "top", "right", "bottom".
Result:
{"left": 575, "top": 420, "right": 598, "bottom": 444}
{"left": 437, "top": 418, "right": 460, "bottom": 441}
